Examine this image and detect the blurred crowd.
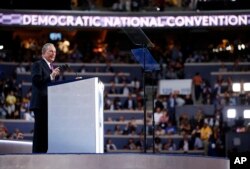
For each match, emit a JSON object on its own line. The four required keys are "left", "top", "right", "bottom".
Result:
{"left": 0, "top": 26, "right": 250, "bottom": 156}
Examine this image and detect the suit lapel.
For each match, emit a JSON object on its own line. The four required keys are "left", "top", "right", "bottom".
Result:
{"left": 41, "top": 59, "right": 52, "bottom": 73}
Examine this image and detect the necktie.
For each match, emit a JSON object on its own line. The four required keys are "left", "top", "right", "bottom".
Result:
{"left": 50, "top": 63, "right": 54, "bottom": 70}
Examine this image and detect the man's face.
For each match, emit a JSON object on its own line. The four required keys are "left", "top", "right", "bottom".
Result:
{"left": 43, "top": 45, "right": 56, "bottom": 63}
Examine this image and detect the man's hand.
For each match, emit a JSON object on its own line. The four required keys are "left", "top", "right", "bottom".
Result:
{"left": 51, "top": 67, "right": 60, "bottom": 80}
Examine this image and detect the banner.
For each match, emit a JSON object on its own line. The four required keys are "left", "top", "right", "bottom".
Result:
{"left": 0, "top": 10, "right": 250, "bottom": 28}
{"left": 158, "top": 79, "right": 192, "bottom": 95}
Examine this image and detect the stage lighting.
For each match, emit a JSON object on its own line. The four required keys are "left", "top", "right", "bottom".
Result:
{"left": 243, "top": 110, "right": 250, "bottom": 119}
{"left": 227, "top": 109, "right": 236, "bottom": 118}
{"left": 243, "top": 83, "right": 250, "bottom": 92}
{"left": 232, "top": 83, "right": 241, "bottom": 92}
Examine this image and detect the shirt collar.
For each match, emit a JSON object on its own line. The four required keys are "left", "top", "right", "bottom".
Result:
{"left": 43, "top": 57, "right": 51, "bottom": 68}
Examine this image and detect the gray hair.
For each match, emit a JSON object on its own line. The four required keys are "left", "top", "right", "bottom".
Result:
{"left": 42, "top": 43, "right": 55, "bottom": 54}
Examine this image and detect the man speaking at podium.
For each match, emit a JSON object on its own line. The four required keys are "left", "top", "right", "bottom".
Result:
{"left": 29, "top": 43, "right": 60, "bottom": 153}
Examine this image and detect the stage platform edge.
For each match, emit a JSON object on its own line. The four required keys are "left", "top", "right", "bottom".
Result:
{"left": 0, "top": 153, "right": 229, "bottom": 169}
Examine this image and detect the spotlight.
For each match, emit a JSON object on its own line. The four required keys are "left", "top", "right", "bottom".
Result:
{"left": 243, "top": 83, "right": 250, "bottom": 92}
{"left": 232, "top": 83, "right": 241, "bottom": 92}
{"left": 243, "top": 110, "right": 250, "bottom": 119}
{"left": 227, "top": 109, "right": 236, "bottom": 118}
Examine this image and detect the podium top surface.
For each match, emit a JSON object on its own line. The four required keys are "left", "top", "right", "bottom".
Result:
{"left": 48, "top": 77, "right": 101, "bottom": 87}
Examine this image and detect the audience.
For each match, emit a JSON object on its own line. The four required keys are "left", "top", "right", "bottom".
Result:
{"left": 200, "top": 120, "right": 213, "bottom": 155}
{"left": 0, "top": 33, "right": 250, "bottom": 157}
{"left": 105, "top": 138, "right": 117, "bottom": 152}
{"left": 162, "top": 138, "right": 177, "bottom": 151}
{"left": 178, "top": 132, "right": 193, "bottom": 152}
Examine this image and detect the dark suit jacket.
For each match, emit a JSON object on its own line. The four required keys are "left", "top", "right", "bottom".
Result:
{"left": 29, "top": 59, "right": 52, "bottom": 110}
{"left": 123, "top": 99, "right": 136, "bottom": 110}
{"left": 178, "top": 139, "right": 193, "bottom": 150}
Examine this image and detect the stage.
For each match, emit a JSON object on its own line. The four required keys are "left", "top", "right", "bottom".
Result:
{"left": 0, "top": 153, "right": 230, "bottom": 169}
{"left": 0, "top": 140, "right": 229, "bottom": 169}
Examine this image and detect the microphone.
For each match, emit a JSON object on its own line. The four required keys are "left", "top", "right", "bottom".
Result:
{"left": 60, "top": 64, "right": 82, "bottom": 80}
{"left": 59, "top": 64, "right": 70, "bottom": 72}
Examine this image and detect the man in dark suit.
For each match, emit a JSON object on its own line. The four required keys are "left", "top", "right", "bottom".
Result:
{"left": 123, "top": 93, "right": 136, "bottom": 110}
{"left": 178, "top": 132, "right": 193, "bottom": 152}
{"left": 29, "top": 43, "right": 60, "bottom": 153}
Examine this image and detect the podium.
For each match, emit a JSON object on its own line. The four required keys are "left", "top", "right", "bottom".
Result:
{"left": 47, "top": 77, "right": 104, "bottom": 153}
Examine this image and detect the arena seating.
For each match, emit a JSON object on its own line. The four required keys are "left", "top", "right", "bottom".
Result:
{"left": 0, "top": 61, "right": 227, "bottom": 155}
{"left": 184, "top": 62, "right": 250, "bottom": 82}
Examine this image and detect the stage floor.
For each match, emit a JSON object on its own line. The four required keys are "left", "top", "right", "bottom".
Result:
{"left": 0, "top": 153, "right": 229, "bottom": 169}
